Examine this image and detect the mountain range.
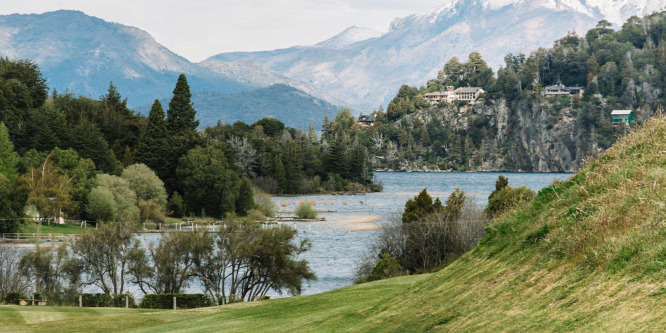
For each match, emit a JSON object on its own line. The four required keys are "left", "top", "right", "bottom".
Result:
{"left": 0, "top": 10, "right": 343, "bottom": 129}
{"left": 209, "top": 0, "right": 665, "bottom": 109}
{"left": 1, "top": 1, "right": 664, "bottom": 128}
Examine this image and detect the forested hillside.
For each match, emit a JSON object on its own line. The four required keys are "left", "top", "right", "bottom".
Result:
{"left": 0, "top": 58, "right": 375, "bottom": 234}
{"left": 358, "top": 12, "right": 666, "bottom": 172}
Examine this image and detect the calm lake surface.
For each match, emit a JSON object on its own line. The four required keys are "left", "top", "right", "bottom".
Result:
{"left": 264, "top": 171, "right": 570, "bottom": 297}
{"left": 131, "top": 172, "right": 570, "bottom": 298}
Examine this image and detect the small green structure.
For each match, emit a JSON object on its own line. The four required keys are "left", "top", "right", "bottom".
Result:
{"left": 611, "top": 110, "right": 633, "bottom": 125}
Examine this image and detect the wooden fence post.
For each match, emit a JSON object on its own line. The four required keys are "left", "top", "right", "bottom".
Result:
{"left": 125, "top": 295, "right": 128, "bottom": 308}
{"left": 79, "top": 294, "right": 82, "bottom": 307}
{"left": 173, "top": 296, "right": 177, "bottom": 310}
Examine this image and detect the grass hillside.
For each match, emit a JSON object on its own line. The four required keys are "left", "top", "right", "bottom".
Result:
{"left": 4, "top": 114, "right": 666, "bottom": 331}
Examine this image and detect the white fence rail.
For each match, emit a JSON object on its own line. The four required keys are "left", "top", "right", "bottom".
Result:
{"left": 0, "top": 233, "right": 79, "bottom": 243}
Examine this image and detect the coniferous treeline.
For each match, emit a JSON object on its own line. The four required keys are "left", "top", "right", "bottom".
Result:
{"left": 202, "top": 107, "right": 378, "bottom": 195}
{"left": 358, "top": 12, "right": 666, "bottom": 171}
{"left": 0, "top": 59, "right": 377, "bottom": 233}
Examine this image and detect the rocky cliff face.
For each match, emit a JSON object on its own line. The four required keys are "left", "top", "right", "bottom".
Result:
{"left": 377, "top": 97, "right": 609, "bottom": 172}
{"left": 472, "top": 98, "right": 600, "bottom": 172}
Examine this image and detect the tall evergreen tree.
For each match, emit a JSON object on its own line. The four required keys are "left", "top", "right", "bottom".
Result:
{"left": 135, "top": 100, "right": 170, "bottom": 183}
{"left": 235, "top": 177, "right": 255, "bottom": 216}
{"left": 167, "top": 74, "right": 199, "bottom": 134}
{"left": 99, "top": 82, "right": 141, "bottom": 159}
{"left": 165, "top": 74, "right": 200, "bottom": 193}
{"left": 282, "top": 141, "right": 303, "bottom": 193}
{"left": 325, "top": 138, "right": 348, "bottom": 176}
{"left": 273, "top": 154, "right": 288, "bottom": 193}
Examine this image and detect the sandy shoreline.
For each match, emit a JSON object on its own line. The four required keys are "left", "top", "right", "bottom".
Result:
{"left": 328, "top": 215, "right": 382, "bottom": 232}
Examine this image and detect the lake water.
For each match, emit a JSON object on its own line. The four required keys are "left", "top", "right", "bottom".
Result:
{"left": 126, "top": 172, "right": 570, "bottom": 298}
{"left": 262, "top": 171, "right": 570, "bottom": 297}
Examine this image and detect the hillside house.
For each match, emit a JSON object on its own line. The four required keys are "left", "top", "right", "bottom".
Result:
{"left": 424, "top": 86, "right": 456, "bottom": 104}
{"left": 454, "top": 87, "right": 485, "bottom": 103}
{"left": 423, "top": 86, "right": 484, "bottom": 105}
{"left": 543, "top": 80, "right": 584, "bottom": 98}
{"left": 357, "top": 115, "right": 375, "bottom": 126}
{"left": 611, "top": 110, "right": 633, "bottom": 126}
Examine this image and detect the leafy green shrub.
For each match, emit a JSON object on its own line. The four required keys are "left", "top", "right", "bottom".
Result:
{"left": 255, "top": 194, "right": 276, "bottom": 217}
{"left": 295, "top": 202, "right": 318, "bottom": 219}
{"left": 226, "top": 294, "right": 242, "bottom": 304}
{"left": 368, "top": 253, "right": 403, "bottom": 282}
{"left": 140, "top": 293, "right": 213, "bottom": 309}
{"left": 4, "top": 292, "right": 24, "bottom": 305}
{"left": 113, "top": 294, "right": 136, "bottom": 308}
{"left": 81, "top": 293, "right": 113, "bottom": 307}
{"left": 246, "top": 208, "right": 266, "bottom": 222}
{"left": 485, "top": 176, "right": 535, "bottom": 219}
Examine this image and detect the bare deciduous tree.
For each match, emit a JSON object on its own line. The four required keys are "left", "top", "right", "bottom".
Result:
{"left": 228, "top": 136, "right": 258, "bottom": 177}
{"left": 19, "top": 242, "right": 75, "bottom": 296}
{"left": 71, "top": 221, "right": 139, "bottom": 295}
{"left": 385, "top": 141, "right": 398, "bottom": 163}
{"left": 371, "top": 132, "right": 384, "bottom": 151}
{"left": 0, "top": 244, "right": 30, "bottom": 298}
{"left": 128, "top": 231, "right": 209, "bottom": 294}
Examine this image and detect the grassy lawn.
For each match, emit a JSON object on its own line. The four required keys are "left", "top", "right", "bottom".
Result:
{"left": 20, "top": 222, "right": 88, "bottom": 235}
{"left": 1, "top": 275, "right": 430, "bottom": 332}
{"left": 0, "top": 305, "right": 164, "bottom": 332}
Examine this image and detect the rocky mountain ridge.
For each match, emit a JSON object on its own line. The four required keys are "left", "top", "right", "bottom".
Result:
{"left": 207, "top": 0, "right": 665, "bottom": 110}
{"left": 0, "top": 10, "right": 343, "bottom": 129}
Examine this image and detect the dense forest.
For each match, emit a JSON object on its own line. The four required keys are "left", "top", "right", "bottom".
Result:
{"left": 0, "top": 59, "right": 376, "bottom": 233}
{"left": 357, "top": 12, "right": 666, "bottom": 172}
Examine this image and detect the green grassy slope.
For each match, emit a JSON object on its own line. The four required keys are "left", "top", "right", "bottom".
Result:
{"left": 5, "top": 115, "right": 666, "bottom": 331}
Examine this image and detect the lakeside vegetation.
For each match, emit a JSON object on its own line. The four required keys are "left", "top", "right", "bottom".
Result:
{"left": 0, "top": 57, "right": 371, "bottom": 309}
{"left": 0, "top": 57, "right": 378, "bottom": 236}
{"left": 4, "top": 98, "right": 665, "bottom": 332}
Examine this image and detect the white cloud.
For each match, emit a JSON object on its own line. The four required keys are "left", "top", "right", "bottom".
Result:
{"left": 0, "top": 0, "right": 444, "bottom": 62}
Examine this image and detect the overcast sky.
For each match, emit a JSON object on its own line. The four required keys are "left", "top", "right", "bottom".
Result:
{"left": 1, "top": 0, "right": 445, "bottom": 62}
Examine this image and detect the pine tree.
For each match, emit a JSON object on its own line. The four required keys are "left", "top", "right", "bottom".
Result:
{"left": 135, "top": 100, "right": 170, "bottom": 183}
{"left": 402, "top": 188, "right": 435, "bottom": 223}
{"left": 443, "top": 188, "right": 465, "bottom": 222}
{"left": 325, "top": 138, "right": 348, "bottom": 176}
{"left": 308, "top": 123, "right": 318, "bottom": 145}
{"left": 235, "top": 177, "right": 255, "bottom": 216}
{"left": 282, "top": 141, "right": 303, "bottom": 193}
{"left": 167, "top": 74, "right": 199, "bottom": 134}
{"left": 99, "top": 82, "right": 141, "bottom": 158}
{"left": 165, "top": 75, "right": 200, "bottom": 193}
{"left": 273, "top": 155, "right": 288, "bottom": 194}
{"left": 321, "top": 115, "right": 331, "bottom": 141}
{"left": 349, "top": 143, "right": 367, "bottom": 182}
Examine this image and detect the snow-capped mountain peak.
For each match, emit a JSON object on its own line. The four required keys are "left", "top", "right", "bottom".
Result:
{"left": 418, "top": 0, "right": 664, "bottom": 25}
{"left": 315, "top": 26, "right": 382, "bottom": 49}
